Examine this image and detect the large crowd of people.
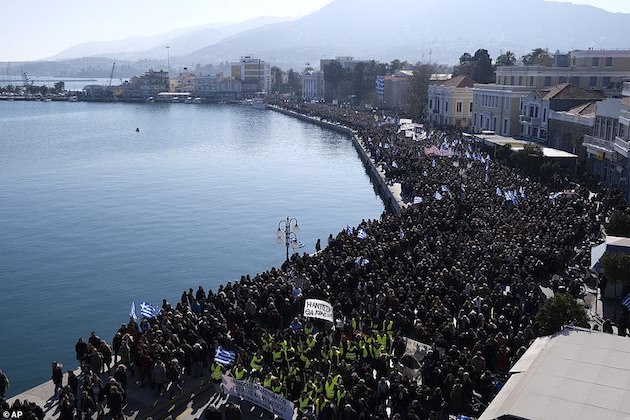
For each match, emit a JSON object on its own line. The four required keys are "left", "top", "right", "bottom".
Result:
{"left": 5, "top": 101, "right": 628, "bottom": 420}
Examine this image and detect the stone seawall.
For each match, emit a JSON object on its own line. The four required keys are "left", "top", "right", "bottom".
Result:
{"left": 268, "top": 105, "right": 405, "bottom": 213}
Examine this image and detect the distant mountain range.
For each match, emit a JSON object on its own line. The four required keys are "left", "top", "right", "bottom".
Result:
{"left": 15, "top": 0, "right": 630, "bottom": 77}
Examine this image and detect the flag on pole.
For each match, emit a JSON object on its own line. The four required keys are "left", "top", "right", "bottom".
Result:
{"left": 357, "top": 229, "right": 367, "bottom": 239}
{"left": 434, "top": 191, "right": 443, "bottom": 201}
{"left": 346, "top": 225, "right": 352, "bottom": 234}
{"left": 130, "top": 302, "right": 137, "bottom": 321}
{"left": 140, "top": 302, "right": 160, "bottom": 319}
{"left": 214, "top": 346, "right": 236, "bottom": 367}
{"left": 622, "top": 294, "right": 630, "bottom": 311}
{"left": 432, "top": 159, "right": 436, "bottom": 168}
{"left": 399, "top": 228, "right": 405, "bottom": 239}
{"left": 413, "top": 196, "right": 423, "bottom": 204}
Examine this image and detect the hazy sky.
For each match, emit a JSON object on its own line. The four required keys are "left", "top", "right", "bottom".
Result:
{"left": 0, "top": 0, "right": 628, "bottom": 62}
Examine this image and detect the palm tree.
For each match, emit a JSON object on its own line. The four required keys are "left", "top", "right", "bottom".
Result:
{"left": 496, "top": 51, "right": 517, "bottom": 66}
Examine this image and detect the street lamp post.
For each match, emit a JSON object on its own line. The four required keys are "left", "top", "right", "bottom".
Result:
{"left": 276, "top": 217, "right": 300, "bottom": 266}
{"left": 166, "top": 46, "right": 170, "bottom": 73}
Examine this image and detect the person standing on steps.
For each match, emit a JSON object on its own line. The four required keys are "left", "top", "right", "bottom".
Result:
{"left": 316, "top": 238, "right": 321, "bottom": 252}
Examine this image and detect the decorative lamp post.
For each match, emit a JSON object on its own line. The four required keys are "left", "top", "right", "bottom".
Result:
{"left": 277, "top": 217, "right": 300, "bottom": 266}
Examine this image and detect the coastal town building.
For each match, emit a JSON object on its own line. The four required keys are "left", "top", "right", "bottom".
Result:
{"left": 519, "top": 83, "right": 605, "bottom": 143}
{"left": 582, "top": 97, "right": 630, "bottom": 200}
{"left": 230, "top": 56, "right": 272, "bottom": 93}
{"left": 427, "top": 75, "right": 475, "bottom": 129}
{"left": 302, "top": 70, "right": 325, "bottom": 100}
{"left": 473, "top": 49, "right": 630, "bottom": 137}
{"left": 320, "top": 56, "right": 371, "bottom": 71}
{"left": 382, "top": 70, "right": 413, "bottom": 109}
{"left": 548, "top": 101, "right": 597, "bottom": 159}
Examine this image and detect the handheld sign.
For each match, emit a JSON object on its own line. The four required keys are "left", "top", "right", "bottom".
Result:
{"left": 303, "top": 299, "right": 334, "bottom": 322}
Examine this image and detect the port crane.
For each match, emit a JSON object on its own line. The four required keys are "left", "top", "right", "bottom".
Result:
{"left": 108, "top": 62, "right": 116, "bottom": 87}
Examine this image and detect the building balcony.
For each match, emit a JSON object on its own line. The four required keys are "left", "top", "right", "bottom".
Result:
{"left": 615, "top": 136, "right": 630, "bottom": 158}
{"left": 520, "top": 115, "right": 531, "bottom": 123}
{"left": 432, "top": 109, "right": 440, "bottom": 114}
{"left": 583, "top": 134, "right": 615, "bottom": 154}
{"left": 620, "top": 109, "right": 630, "bottom": 127}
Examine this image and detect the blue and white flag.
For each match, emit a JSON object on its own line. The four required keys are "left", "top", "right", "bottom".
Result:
{"left": 214, "top": 346, "right": 236, "bottom": 367}
{"left": 486, "top": 160, "right": 490, "bottom": 172}
{"left": 622, "top": 294, "right": 630, "bottom": 311}
{"left": 346, "top": 225, "right": 352, "bottom": 234}
{"left": 399, "top": 228, "right": 405, "bottom": 239}
{"left": 392, "top": 160, "right": 398, "bottom": 168}
{"left": 434, "top": 191, "right": 443, "bottom": 201}
{"left": 291, "top": 239, "right": 305, "bottom": 248}
{"left": 354, "top": 256, "right": 369, "bottom": 267}
{"left": 375, "top": 76, "right": 385, "bottom": 95}
{"left": 130, "top": 302, "right": 137, "bottom": 321}
{"left": 357, "top": 229, "right": 367, "bottom": 239}
{"left": 432, "top": 159, "right": 436, "bottom": 168}
{"left": 519, "top": 186, "right": 527, "bottom": 200}
{"left": 413, "top": 196, "right": 423, "bottom": 204}
{"left": 140, "top": 301, "right": 160, "bottom": 319}
{"left": 441, "top": 185, "right": 450, "bottom": 193}
{"left": 496, "top": 187, "right": 502, "bottom": 197}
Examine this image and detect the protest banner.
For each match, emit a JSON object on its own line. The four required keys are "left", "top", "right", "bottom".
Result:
{"left": 402, "top": 337, "right": 432, "bottom": 362}
{"left": 222, "top": 375, "right": 295, "bottom": 420}
{"left": 303, "top": 299, "right": 334, "bottom": 322}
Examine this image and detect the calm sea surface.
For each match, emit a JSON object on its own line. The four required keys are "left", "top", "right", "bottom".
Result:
{"left": 0, "top": 101, "right": 384, "bottom": 396}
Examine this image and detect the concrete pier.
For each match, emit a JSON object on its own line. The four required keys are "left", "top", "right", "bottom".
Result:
{"left": 268, "top": 105, "right": 406, "bottom": 213}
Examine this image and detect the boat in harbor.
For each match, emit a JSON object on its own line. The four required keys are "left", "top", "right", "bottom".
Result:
{"left": 251, "top": 98, "right": 267, "bottom": 110}
{"left": 192, "top": 97, "right": 203, "bottom": 104}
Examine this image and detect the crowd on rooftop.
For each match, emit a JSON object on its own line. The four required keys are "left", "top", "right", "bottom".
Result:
{"left": 4, "top": 100, "right": 628, "bottom": 420}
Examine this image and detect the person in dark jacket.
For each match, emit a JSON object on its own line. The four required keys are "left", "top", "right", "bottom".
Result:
{"left": 51, "top": 362, "right": 63, "bottom": 396}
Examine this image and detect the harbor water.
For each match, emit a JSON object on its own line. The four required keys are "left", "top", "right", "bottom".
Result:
{"left": 0, "top": 101, "right": 384, "bottom": 396}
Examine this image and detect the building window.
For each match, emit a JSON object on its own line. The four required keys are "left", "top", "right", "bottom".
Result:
{"left": 518, "top": 76, "right": 523, "bottom": 86}
{"left": 429, "top": 99, "right": 433, "bottom": 109}
{"left": 543, "top": 108, "right": 547, "bottom": 122}
{"left": 493, "top": 117, "right": 497, "bottom": 131}
{"left": 510, "top": 76, "right": 515, "bottom": 85}
{"left": 470, "top": 102, "right": 473, "bottom": 112}
{"left": 589, "top": 76, "right": 597, "bottom": 87}
{"left": 521, "top": 124, "right": 525, "bottom": 134}
{"left": 571, "top": 76, "right": 580, "bottom": 86}
{"left": 592, "top": 57, "right": 599, "bottom": 67}
{"left": 529, "top": 76, "right": 534, "bottom": 86}
{"left": 605, "top": 57, "right": 612, "bottom": 67}
{"left": 559, "top": 76, "right": 567, "bottom": 84}
{"left": 445, "top": 101, "right": 449, "bottom": 112}
{"left": 473, "top": 113, "right": 477, "bottom": 126}
{"left": 456, "top": 101, "right": 462, "bottom": 113}
{"left": 602, "top": 77, "right": 611, "bottom": 88}
{"left": 544, "top": 76, "right": 552, "bottom": 87}
{"left": 503, "top": 119, "right": 508, "bottom": 135}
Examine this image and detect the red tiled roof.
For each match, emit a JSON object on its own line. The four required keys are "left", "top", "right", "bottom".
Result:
{"left": 441, "top": 75, "right": 475, "bottom": 88}
{"left": 543, "top": 83, "right": 606, "bottom": 100}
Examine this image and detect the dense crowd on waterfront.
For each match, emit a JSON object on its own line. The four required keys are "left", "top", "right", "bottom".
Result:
{"left": 5, "top": 101, "right": 628, "bottom": 420}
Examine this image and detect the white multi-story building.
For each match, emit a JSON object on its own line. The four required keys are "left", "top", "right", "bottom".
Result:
{"left": 302, "top": 70, "right": 325, "bottom": 100}
{"left": 427, "top": 76, "right": 474, "bottom": 129}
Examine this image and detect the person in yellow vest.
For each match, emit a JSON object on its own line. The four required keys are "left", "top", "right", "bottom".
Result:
{"left": 345, "top": 341, "right": 357, "bottom": 361}
{"left": 324, "top": 375, "right": 336, "bottom": 400}
{"left": 329, "top": 346, "right": 343, "bottom": 365}
{"left": 263, "top": 372, "right": 274, "bottom": 389}
{"left": 304, "top": 322, "right": 314, "bottom": 336}
{"left": 383, "top": 317, "right": 394, "bottom": 336}
{"left": 233, "top": 365, "right": 248, "bottom": 381}
{"left": 272, "top": 346, "right": 284, "bottom": 364}
{"left": 314, "top": 394, "right": 330, "bottom": 417}
{"left": 271, "top": 378, "right": 284, "bottom": 396}
{"left": 210, "top": 361, "right": 223, "bottom": 384}
{"left": 250, "top": 352, "right": 263, "bottom": 374}
{"left": 298, "top": 391, "right": 313, "bottom": 414}
{"left": 305, "top": 334, "right": 316, "bottom": 349}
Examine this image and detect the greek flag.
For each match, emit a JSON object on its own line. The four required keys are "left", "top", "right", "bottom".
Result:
{"left": 130, "top": 302, "right": 137, "bottom": 321}
{"left": 399, "top": 228, "right": 405, "bottom": 239}
{"left": 291, "top": 239, "right": 305, "bottom": 248}
{"left": 441, "top": 185, "right": 450, "bottom": 193}
{"left": 496, "top": 187, "right": 502, "bottom": 197}
{"left": 622, "top": 294, "right": 630, "bottom": 311}
{"left": 357, "top": 229, "right": 367, "bottom": 239}
{"left": 434, "top": 191, "right": 443, "bottom": 201}
{"left": 346, "top": 225, "right": 352, "bottom": 234}
{"left": 413, "top": 196, "right": 423, "bottom": 204}
{"left": 214, "top": 346, "right": 236, "bottom": 367}
{"left": 520, "top": 186, "right": 527, "bottom": 200}
{"left": 375, "top": 76, "right": 385, "bottom": 95}
{"left": 354, "top": 256, "right": 369, "bottom": 267}
{"left": 140, "top": 301, "right": 160, "bottom": 319}
{"left": 432, "top": 159, "right": 436, "bottom": 168}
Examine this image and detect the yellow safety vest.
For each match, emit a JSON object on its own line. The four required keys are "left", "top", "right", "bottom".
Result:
{"left": 336, "top": 389, "right": 346, "bottom": 407}
{"left": 263, "top": 376, "right": 273, "bottom": 388}
{"left": 299, "top": 396, "right": 312, "bottom": 411}
{"left": 273, "top": 349, "right": 284, "bottom": 363}
{"left": 345, "top": 344, "right": 357, "bottom": 360}
{"left": 324, "top": 380, "right": 336, "bottom": 399}
{"left": 250, "top": 355, "right": 262, "bottom": 371}
{"left": 211, "top": 363, "right": 222, "bottom": 381}
{"left": 272, "top": 383, "right": 283, "bottom": 394}
{"left": 234, "top": 367, "right": 247, "bottom": 380}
